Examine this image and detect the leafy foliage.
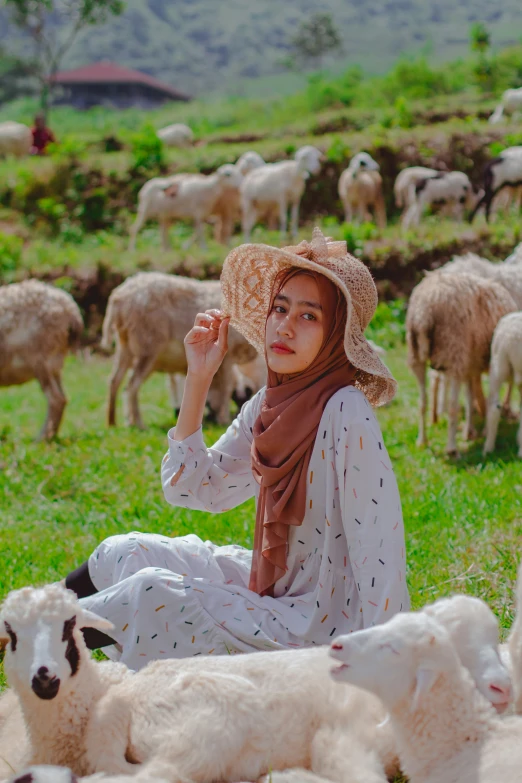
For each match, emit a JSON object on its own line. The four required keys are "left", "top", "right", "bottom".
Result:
{"left": 3, "top": 0, "right": 125, "bottom": 112}
{"left": 288, "top": 13, "right": 342, "bottom": 70}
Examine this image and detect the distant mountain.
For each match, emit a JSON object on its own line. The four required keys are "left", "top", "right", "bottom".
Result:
{"left": 1, "top": 0, "right": 521, "bottom": 96}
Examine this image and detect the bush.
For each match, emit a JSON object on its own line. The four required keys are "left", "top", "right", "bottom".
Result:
{"left": 366, "top": 299, "right": 407, "bottom": 349}
{"left": 130, "top": 124, "right": 165, "bottom": 173}
{"left": 0, "top": 232, "right": 23, "bottom": 279}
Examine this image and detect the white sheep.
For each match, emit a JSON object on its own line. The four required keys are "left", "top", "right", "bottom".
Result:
{"left": 265, "top": 593, "right": 513, "bottom": 783}
{"left": 406, "top": 270, "right": 516, "bottom": 454}
{"left": 7, "top": 767, "right": 165, "bottom": 783}
{"left": 504, "top": 242, "right": 522, "bottom": 265}
{"left": 471, "top": 146, "right": 522, "bottom": 222}
{"left": 338, "top": 152, "right": 386, "bottom": 229}
{"left": 329, "top": 610, "right": 522, "bottom": 783}
{"left": 0, "top": 121, "right": 32, "bottom": 158}
{"left": 0, "top": 587, "right": 511, "bottom": 783}
{"left": 129, "top": 164, "right": 243, "bottom": 250}
{"left": 394, "top": 166, "right": 438, "bottom": 217}
{"left": 489, "top": 88, "right": 522, "bottom": 124}
{"left": 156, "top": 124, "right": 193, "bottom": 148}
{"left": 483, "top": 312, "right": 522, "bottom": 458}
{"left": 0, "top": 280, "right": 84, "bottom": 440}
{"left": 101, "top": 272, "right": 257, "bottom": 428}
{"left": 240, "top": 145, "right": 323, "bottom": 240}
{"left": 402, "top": 171, "right": 476, "bottom": 229}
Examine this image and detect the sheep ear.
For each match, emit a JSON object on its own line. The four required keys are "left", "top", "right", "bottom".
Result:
{"left": 411, "top": 666, "right": 438, "bottom": 712}
{"left": 78, "top": 608, "right": 114, "bottom": 633}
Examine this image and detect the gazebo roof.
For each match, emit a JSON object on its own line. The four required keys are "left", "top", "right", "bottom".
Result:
{"left": 52, "top": 62, "right": 190, "bottom": 101}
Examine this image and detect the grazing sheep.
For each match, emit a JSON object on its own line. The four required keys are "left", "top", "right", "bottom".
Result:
{"left": 240, "top": 145, "right": 323, "bottom": 240}
{"left": 0, "top": 586, "right": 510, "bottom": 783}
{"left": 211, "top": 153, "right": 266, "bottom": 244}
{"left": 101, "top": 272, "right": 257, "bottom": 428}
{"left": 0, "top": 280, "right": 83, "bottom": 440}
{"left": 129, "top": 164, "right": 243, "bottom": 250}
{"left": 470, "top": 146, "right": 522, "bottom": 222}
{"left": 406, "top": 271, "right": 516, "bottom": 454}
{"left": 156, "top": 124, "right": 193, "bottom": 148}
{"left": 394, "top": 166, "right": 438, "bottom": 217}
{"left": 338, "top": 152, "right": 386, "bottom": 229}
{"left": 330, "top": 610, "right": 522, "bottom": 783}
{"left": 489, "top": 88, "right": 522, "bottom": 124}
{"left": 483, "top": 313, "right": 522, "bottom": 458}
{"left": 0, "top": 121, "right": 32, "bottom": 158}
{"left": 403, "top": 171, "right": 475, "bottom": 229}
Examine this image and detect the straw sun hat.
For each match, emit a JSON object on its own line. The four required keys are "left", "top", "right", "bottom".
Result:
{"left": 221, "top": 227, "right": 397, "bottom": 407}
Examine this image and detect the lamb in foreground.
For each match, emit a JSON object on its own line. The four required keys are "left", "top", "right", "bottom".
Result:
{"left": 101, "top": 272, "right": 257, "bottom": 427}
{"left": 330, "top": 610, "right": 522, "bottom": 783}
{"left": 0, "top": 280, "right": 84, "bottom": 440}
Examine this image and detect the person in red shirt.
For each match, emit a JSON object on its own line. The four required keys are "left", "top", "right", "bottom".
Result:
{"left": 31, "top": 113, "right": 55, "bottom": 155}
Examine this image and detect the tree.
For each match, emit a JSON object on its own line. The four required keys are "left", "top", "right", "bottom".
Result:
{"left": 2, "top": 0, "right": 125, "bottom": 114}
{"left": 289, "top": 13, "right": 342, "bottom": 70}
{"left": 470, "top": 22, "right": 491, "bottom": 55}
{"left": 469, "top": 23, "right": 498, "bottom": 93}
{"left": 0, "top": 46, "right": 36, "bottom": 103}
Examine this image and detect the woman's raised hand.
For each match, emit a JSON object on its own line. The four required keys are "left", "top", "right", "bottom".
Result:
{"left": 184, "top": 309, "right": 230, "bottom": 381}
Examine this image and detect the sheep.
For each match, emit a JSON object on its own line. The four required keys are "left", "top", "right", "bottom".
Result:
{"left": 210, "top": 152, "right": 267, "bottom": 244}
{"left": 504, "top": 241, "right": 522, "bottom": 265}
{"left": 156, "top": 124, "right": 193, "bottom": 148}
{"left": 489, "top": 87, "right": 522, "bottom": 124}
{"left": 0, "top": 280, "right": 84, "bottom": 440}
{"left": 101, "top": 272, "right": 257, "bottom": 428}
{"left": 483, "top": 313, "right": 522, "bottom": 458}
{"left": 402, "top": 171, "right": 476, "bottom": 229}
{"left": 0, "top": 586, "right": 511, "bottom": 783}
{"left": 406, "top": 270, "right": 516, "bottom": 454}
{"left": 265, "top": 593, "right": 513, "bottom": 783}
{"left": 394, "top": 166, "right": 438, "bottom": 217}
{"left": 0, "top": 121, "right": 32, "bottom": 158}
{"left": 330, "top": 609, "right": 522, "bottom": 783}
{"left": 7, "top": 767, "right": 165, "bottom": 783}
{"left": 338, "top": 152, "right": 386, "bottom": 229}
{"left": 508, "top": 562, "right": 522, "bottom": 714}
{"left": 470, "top": 146, "right": 522, "bottom": 222}
{"left": 129, "top": 164, "right": 243, "bottom": 250}
{"left": 240, "top": 145, "right": 323, "bottom": 240}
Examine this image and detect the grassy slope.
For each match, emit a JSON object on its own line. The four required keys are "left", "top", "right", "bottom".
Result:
{"left": 1, "top": 347, "right": 520, "bottom": 633}
{"left": 1, "top": 0, "right": 521, "bottom": 95}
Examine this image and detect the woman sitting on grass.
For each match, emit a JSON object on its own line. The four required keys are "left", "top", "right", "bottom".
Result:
{"left": 66, "top": 228, "right": 409, "bottom": 669}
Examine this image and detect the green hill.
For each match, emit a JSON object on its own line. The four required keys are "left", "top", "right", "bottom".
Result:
{"left": 1, "top": 0, "right": 521, "bottom": 96}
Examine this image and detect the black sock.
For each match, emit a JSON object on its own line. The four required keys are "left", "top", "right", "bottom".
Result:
{"left": 65, "top": 561, "right": 117, "bottom": 649}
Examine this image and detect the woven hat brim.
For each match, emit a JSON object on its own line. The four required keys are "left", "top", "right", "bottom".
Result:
{"left": 221, "top": 242, "right": 397, "bottom": 407}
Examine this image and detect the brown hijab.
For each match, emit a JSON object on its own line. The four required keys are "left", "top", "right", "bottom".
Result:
{"left": 249, "top": 268, "right": 357, "bottom": 597}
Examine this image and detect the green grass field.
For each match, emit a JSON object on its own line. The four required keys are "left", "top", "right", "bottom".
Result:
{"left": 1, "top": 346, "right": 521, "bottom": 636}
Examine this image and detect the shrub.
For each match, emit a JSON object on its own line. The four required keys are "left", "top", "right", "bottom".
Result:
{"left": 366, "top": 299, "right": 407, "bottom": 349}
{"left": 130, "top": 124, "right": 165, "bottom": 173}
{"left": 0, "top": 232, "right": 23, "bottom": 279}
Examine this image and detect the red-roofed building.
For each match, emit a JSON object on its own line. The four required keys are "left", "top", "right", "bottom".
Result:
{"left": 51, "top": 62, "right": 191, "bottom": 109}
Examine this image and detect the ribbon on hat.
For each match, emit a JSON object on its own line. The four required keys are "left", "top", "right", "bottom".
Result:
{"left": 282, "top": 226, "right": 347, "bottom": 266}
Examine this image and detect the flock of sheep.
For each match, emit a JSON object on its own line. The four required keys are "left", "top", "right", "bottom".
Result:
{"left": 2, "top": 239, "right": 522, "bottom": 457}
{"left": 128, "top": 144, "right": 522, "bottom": 249}
{"left": 1, "top": 565, "right": 522, "bottom": 783}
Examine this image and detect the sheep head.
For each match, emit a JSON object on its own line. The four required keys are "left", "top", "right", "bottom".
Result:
{"left": 236, "top": 151, "right": 265, "bottom": 176}
{"left": 329, "top": 612, "right": 459, "bottom": 712}
{"left": 216, "top": 163, "right": 243, "bottom": 189}
{"left": 0, "top": 584, "right": 113, "bottom": 702}
{"left": 350, "top": 151, "right": 380, "bottom": 173}
{"left": 424, "top": 594, "right": 512, "bottom": 712}
{"left": 294, "top": 145, "right": 323, "bottom": 175}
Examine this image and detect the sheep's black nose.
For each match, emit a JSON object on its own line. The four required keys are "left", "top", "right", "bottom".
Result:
{"left": 31, "top": 670, "right": 60, "bottom": 700}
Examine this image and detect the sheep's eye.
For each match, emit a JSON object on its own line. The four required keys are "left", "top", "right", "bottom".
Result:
{"left": 62, "top": 616, "right": 77, "bottom": 642}
{"left": 4, "top": 621, "right": 17, "bottom": 651}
